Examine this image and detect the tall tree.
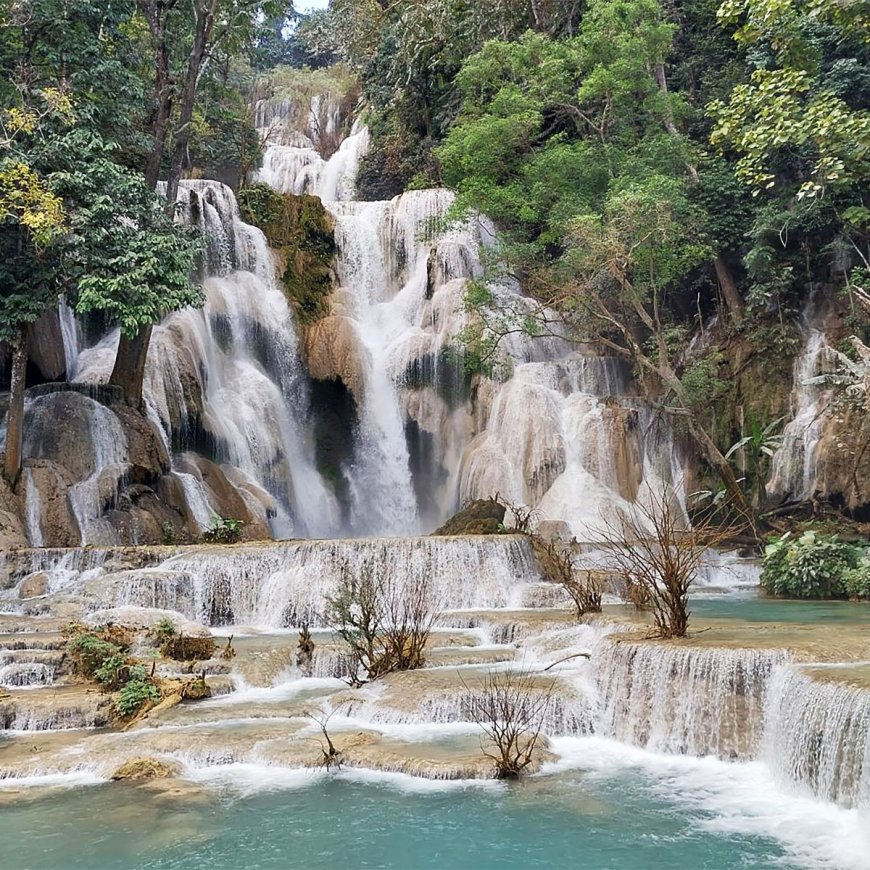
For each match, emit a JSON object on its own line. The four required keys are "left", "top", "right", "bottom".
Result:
{"left": 110, "top": 0, "right": 281, "bottom": 406}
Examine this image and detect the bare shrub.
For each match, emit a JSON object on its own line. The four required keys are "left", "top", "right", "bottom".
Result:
{"left": 296, "top": 623, "right": 315, "bottom": 677}
{"left": 324, "top": 564, "right": 435, "bottom": 686}
{"left": 465, "top": 669, "right": 555, "bottom": 779}
{"left": 497, "top": 495, "right": 540, "bottom": 534}
{"left": 600, "top": 487, "right": 734, "bottom": 638}
{"left": 305, "top": 708, "right": 342, "bottom": 770}
{"left": 534, "top": 537, "right": 603, "bottom": 617}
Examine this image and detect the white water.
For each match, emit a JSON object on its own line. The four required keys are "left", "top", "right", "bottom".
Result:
{"left": 248, "top": 98, "right": 688, "bottom": 539}
{"left": 66, "top": 399, "right": 129, "bottom": 546}
{"left": 22, "top": 467, "right": 44, "bottom": 548}
{"left": 767, "top": 329, "right": 833, "bottom": 501}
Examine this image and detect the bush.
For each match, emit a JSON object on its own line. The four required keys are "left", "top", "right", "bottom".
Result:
{"left": 761, "top": 532, "right": 861, "bottom": 598}
{"left": 115, "top": 668, "right": 160, "bottom": 718}
{"left": 843, "top": 553, "right": 870, "bottom": 600}
{"left": 65, "top": 625, "right": 131, "bottom": 682}
{"left": 202, "top": 516, "right": 245, "bottom": 544}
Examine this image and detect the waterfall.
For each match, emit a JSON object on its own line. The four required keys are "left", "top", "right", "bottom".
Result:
{"left": 62, "top": 399, "right": 128, "bottom": 546}
{"left": 73, "top": 180, "right": 342, "bottom": 539}
{"left": 767, "top": 329, "right": 833, "bottom": 501}
{"left": 595, "top": 638, "right": 787, "bottom": 759}
{"left": 58, "top": 297, "right": 79, "bottom": 380}
{"left": 105, "top": 535, "right": 541, "bottom": 627}
{"left": 765, "top": 666, "right": 870, "bottom": 809}
{"left": 23, "top": 468, "right": 44, "bottom": 548}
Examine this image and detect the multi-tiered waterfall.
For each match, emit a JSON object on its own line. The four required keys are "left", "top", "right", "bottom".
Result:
{"left": 11, "top": 91, "right": 685, "bottom": 547}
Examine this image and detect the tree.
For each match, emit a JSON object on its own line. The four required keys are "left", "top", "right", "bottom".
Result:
{"left": 0, "top": 89, "right": 72, "bottom": 486}
{"left": 110, "top": 0, "right": 281, "bottom": 406}
{"left": 0, "top": 95, "right": 201, "bottom": 484}
{"left": 464, "top": 668, "right": 554, "bottom": 779}
{"left": 324, "top": 564, "right": 435, "bottom": 686}
{"left": 599, "top": 487, "right": 735, "bottom": 638}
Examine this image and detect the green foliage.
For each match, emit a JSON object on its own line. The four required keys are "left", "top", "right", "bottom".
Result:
{"left": 202, "top": 516, "right": 246, "bottom": 545}
{"left": 66, "top": 631, "right": 123, "bottom": 680}
{"left": 761, "top": 531, "right": 864, "bottom": 598}
{"left": 843, "top": 553, "right": 870, "bottom": 600}
{"left": 681, "top": 352, "right": 728, "bottom": 410}
{"left": 238, "top": 184, "right": 336, "bottom": 324}
{"left": 115, "top": 670, "right": 159, "bottom": 718}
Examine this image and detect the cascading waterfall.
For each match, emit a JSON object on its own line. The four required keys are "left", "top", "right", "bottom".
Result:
{"left": 73, "top": 180, "right": 342, "bottom": 539}
{"left": 65, "top": 400, "right": 129, "bottom": 546}
{"left": 252, "top": 97, "right": 687, "bottom": 538}
{"left": 595, "top": 638, "right": 788, "bottom": 759}
{"left": 22, "top": 468, "right": 44, "bottom": 548}
{"left": 765, "top": 666, "right": 870, "bottom": 809}
{"left": 108, "top": 535, "right": 541, "bottom": 627}
{"left": 767, "top": 328, "right": 833, "bottom": 501}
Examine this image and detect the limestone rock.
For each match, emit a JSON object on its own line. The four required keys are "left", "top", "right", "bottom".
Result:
{"left": 432, "top": 498, "right": 506, "bottom": 536}
{"left": 23, "top": 460, "right": 79, "bottom": 547}
{"left": 301, "top": 310, "right": 369, "bottom": 401}
{"left": 110, "top": 757, "right": 180, "bottom": 781}
{"left": 175, "top": 454, "right": 270, "bottom": 540}
{"left": 0, "top": 474, "right": 27, "bottom": 550}
{"left": 27, "top": 309, "right": 67, "bottom": 381}
{"left": 18, "top": 572, "right": 49, "bottom": 600}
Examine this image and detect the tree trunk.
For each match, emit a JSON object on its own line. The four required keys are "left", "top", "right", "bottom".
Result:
{"left": 4, "top": 326, "right": 29, "bottom": 488}
{"left": 685, "top": 414, "right": 749, "bottom": 512}
{"left": 165, "top": 0, "right": 215, "bottom": 206}
{"left": 109, "top": 324, "right": 153, "bottom": 407}
{"left": 714, "top": 255, "right": 744, "bottom": 326}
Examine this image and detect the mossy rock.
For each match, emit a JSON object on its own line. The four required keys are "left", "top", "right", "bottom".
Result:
{"left": 432, "top": 499, "right": 506, "bottom": 536}
{"left": 238, "top": 184, "right": 336, "bottom": 325}
{"left": 111, "top": 757, "right": 180, "bottom": 781}
{"left": 160, "top": 634, "right": 217, "bottom": 662}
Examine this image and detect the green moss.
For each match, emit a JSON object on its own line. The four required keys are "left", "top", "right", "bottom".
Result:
{"left": 238, "top": 184, "right": 337, "bottom": 325}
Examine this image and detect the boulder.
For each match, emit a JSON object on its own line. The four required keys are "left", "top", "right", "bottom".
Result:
{"left": 111, "top": 757, "right": 180, "bottom": 781}
{"left": 112, "top": 405, "right": 171, "bottom": 482}
{"left": 23, "top": 460, "right": 79, "bottom": 547}
{"left": 18, "top": 572, "right": 49, "bottom": 599}
{"left": 27, "top": 309, "right": 67, "bottom": 381}
{"left": 432, "top": 498, "right": 506, "bottom": 536}
{"left": 0, "top": 473, "right": 27, "bottom": 550}
{"left": 175, "top": 454, "right": 270, "bottom": 540}
{"left": 301, "top": 306, "right": 369, "bottom": 402}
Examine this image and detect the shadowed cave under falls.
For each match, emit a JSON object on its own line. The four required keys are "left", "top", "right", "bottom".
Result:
{"left": 1, "top": 54, "right": 869, "bottom": 870}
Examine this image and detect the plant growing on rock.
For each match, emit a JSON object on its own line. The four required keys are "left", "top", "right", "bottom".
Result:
{"left": 202, "top": 516, "right": 245, "bottom": 545}
{"left": 465, "top": 668, "right": 554, "bottom": 780}
{"left": 115, "top": 666, "right": 160, "bottom": 718}
{"left": 324, "top": 564, "right": 435, "bottom": 686}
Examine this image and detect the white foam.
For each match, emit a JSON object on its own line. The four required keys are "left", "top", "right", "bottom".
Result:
{"left": 548, "top": 736, "right": 870, "bottom": 870}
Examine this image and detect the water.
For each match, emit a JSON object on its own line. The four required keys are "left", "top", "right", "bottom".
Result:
{"left": 691, "top": 594, "right": 870, "bottom": 624}
{"left": 3, "top": 759, "right": 856, "bottom": 870}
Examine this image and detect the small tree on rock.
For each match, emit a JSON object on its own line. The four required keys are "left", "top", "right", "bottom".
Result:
{"left": 324, "top": 564, "right": 435, "bottom": 686}
{"left": 465, "top": 668, "right": 555, "bottom": 779}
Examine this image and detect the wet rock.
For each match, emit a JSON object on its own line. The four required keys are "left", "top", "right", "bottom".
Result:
{"left": 27, "top": 310, "right": 67, "bottom": 381}
{"left": 17, "top": 572, "right": 49, "bottom": 600}
{"left": 110, "top": 756, "right": 180, "bottom": 781}
{"left": 175, "top": 454, "right": 270, "bottom": 540}
{"left": 432, "top": 498, "right": 506, "bottom": 536}
{"left": 23, "top": 461, "right": 79, "bottom": 547}
{"left": 0, "top": 474, "right": 27, "bottom": 551}
{"left": 112, "top": 405, "right": 171, "bottom": 483}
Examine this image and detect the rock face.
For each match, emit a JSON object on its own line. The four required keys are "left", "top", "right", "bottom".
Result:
{"left": 815, "top": 404, "right": 870, "bottom": 516}
{"left": 27, "top": 310, "right": 67, "bottom": 381}
{"left": 432, "top": 498, "right": 506, "bottom": 536}
{"left": 8, "top": 387, "right": 273, "bottom": 547}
